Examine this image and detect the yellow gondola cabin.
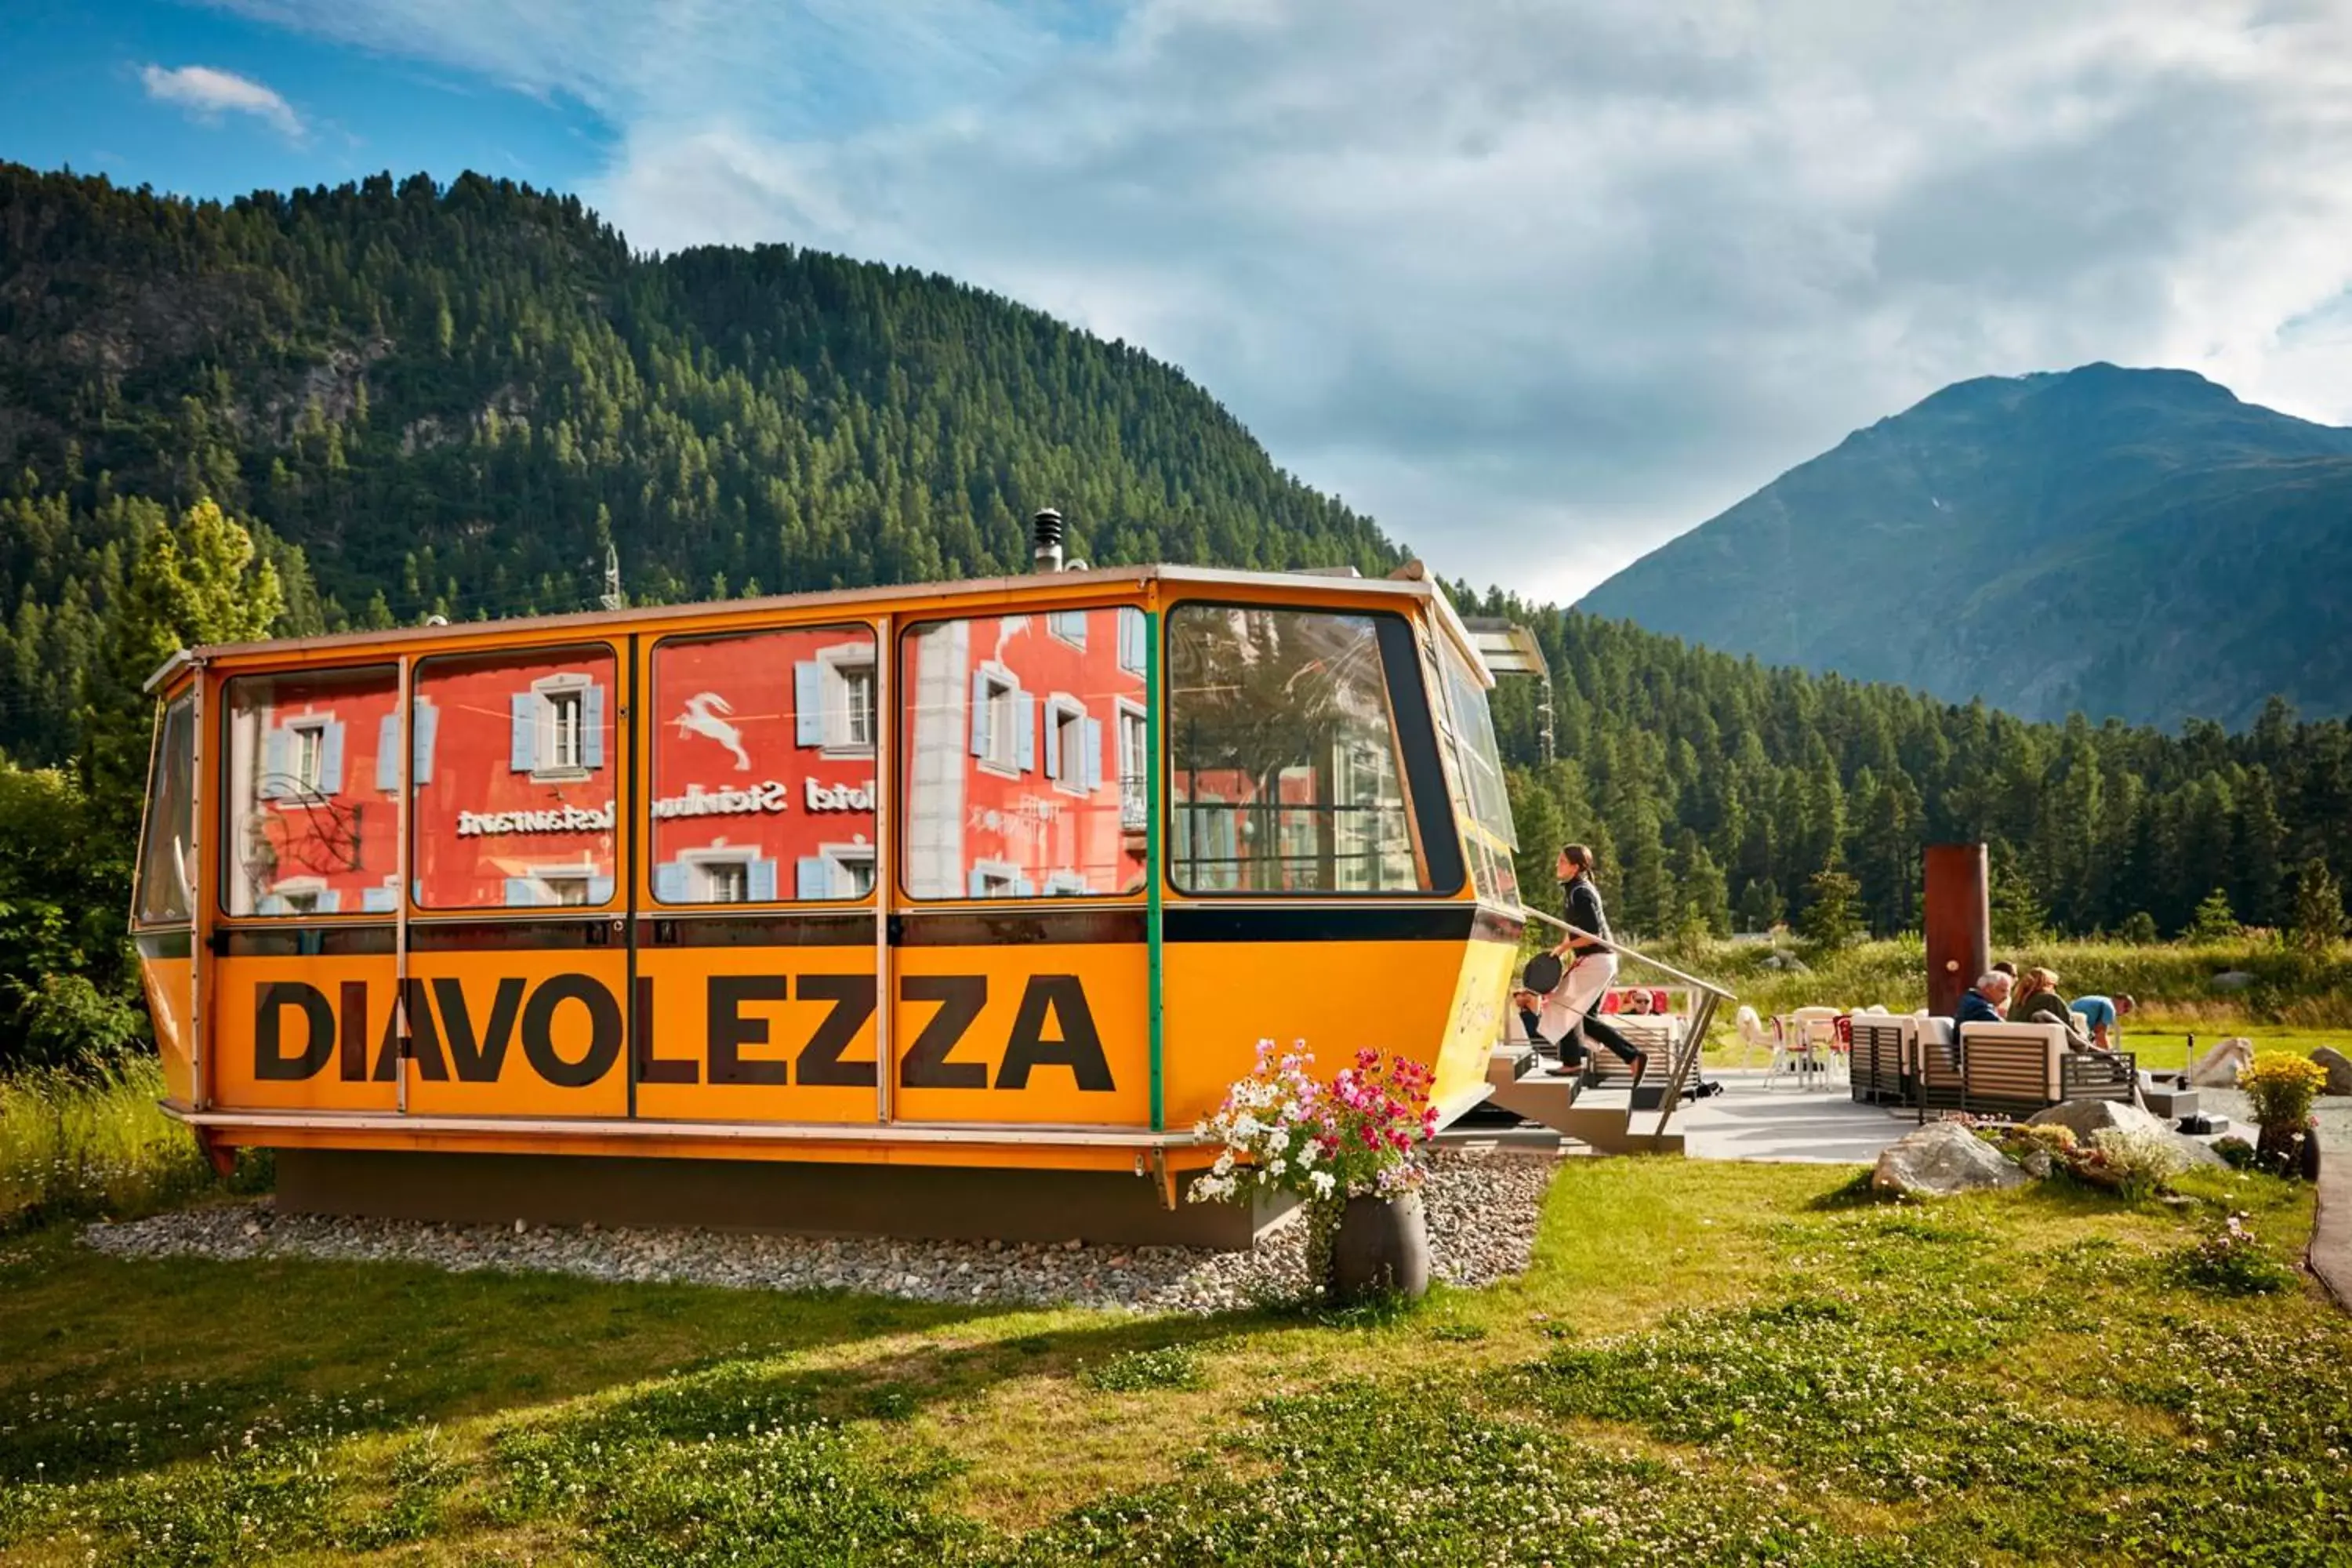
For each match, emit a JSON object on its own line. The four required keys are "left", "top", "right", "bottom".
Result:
{"left": 129, "top": 543, "right": 1531, "bottom": 1246}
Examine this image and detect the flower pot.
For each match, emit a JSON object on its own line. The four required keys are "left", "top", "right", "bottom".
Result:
{"left": 2300, "top": 1131, "right": 2322, "bottom": 1185}
{"left": 1327, "top": 1192, "right": 1431, "bottom": 1304}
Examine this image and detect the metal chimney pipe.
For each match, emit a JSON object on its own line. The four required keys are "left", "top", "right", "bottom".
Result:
{"left": 1032, "top": 508, "right": 1065, "bottom": 573}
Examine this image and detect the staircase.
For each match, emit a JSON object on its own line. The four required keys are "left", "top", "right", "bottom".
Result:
{"left": 1483, "top": 919, "right": 1730, "bottom": 1156}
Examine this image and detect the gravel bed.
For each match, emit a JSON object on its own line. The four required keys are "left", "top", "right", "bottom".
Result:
{"left": 81, "top": 1149, "right": 1557, "bottom": 1315}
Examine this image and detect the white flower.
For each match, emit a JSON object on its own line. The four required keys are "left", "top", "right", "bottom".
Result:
{"left": 1310, "top": 1170, "right": 1336, "bottom": 1197}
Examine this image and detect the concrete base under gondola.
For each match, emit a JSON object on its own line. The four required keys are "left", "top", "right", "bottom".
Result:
{"left": 274, "top": 1148, "right": 1294, "bottom": 1250}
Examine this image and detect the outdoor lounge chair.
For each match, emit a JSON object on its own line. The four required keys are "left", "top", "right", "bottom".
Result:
{"left": 2059, "top": 1047, "right": 2139, "bottom": 1105}
{"left": 1915, "top": 1018, "right": 1963, "bottom": 1121}
{"left": 1957, "top": 1021, "right": 2096, "bottom": 1119}
{"left": 1849, "top": 1014, "right": 1910, "bottom": 1105}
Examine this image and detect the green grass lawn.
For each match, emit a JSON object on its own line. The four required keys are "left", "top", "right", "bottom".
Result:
{"left": 2, "top": 1158, "right": 2344, "bottom": 1564}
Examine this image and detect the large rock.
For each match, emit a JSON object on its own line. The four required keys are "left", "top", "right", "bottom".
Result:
{"left": 2028, "top": 1098, "right": 2226, "bottom": 1167}
{"left": 2210, "top": 970, "right": 2258, "bottom": 992}
{"left": 2312, "top": 1047, "right": 2352, "bottom": 1097}
{"left": 1873, "top": 1123, "right": 2029, "bottom": 1198}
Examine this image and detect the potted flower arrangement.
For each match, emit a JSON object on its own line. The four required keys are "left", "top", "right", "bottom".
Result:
{"left": 2238, "top": 1052, "right": 2327, "bottom": 1180}
{"left": 1188, "top": 1040, "right": 1439, "bottom": 1302}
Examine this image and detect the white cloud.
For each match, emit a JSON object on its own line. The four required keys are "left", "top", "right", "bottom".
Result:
{"left": 140, "top": 64, "right": 307, "bottom": 140}
{"left": 209, "top": 0, "right": 2352, "bottom": 600}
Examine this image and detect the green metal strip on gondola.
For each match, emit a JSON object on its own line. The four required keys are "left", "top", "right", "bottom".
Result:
{"left": 1147, "top": 605, "right": 1165, "bottom": 1133}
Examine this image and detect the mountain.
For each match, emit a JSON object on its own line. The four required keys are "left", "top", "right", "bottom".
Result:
{"left": 1575, "top": 365, "right": 2352, "bottom": 728}
{"left": 0, "top": 162, "right": 2347, "bottom": 976}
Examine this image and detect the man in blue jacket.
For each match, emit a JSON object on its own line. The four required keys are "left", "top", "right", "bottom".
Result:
{"left": 1954, "top": 970, "right": 2012, "bottom": 1029}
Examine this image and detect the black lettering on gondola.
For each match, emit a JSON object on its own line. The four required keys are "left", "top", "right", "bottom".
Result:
{"left": 438, "top": 977, "right": 527, "bottom": 1083}
{"left": 707, "top": 975, "right": 791, "bottom": 1085}
{"left": 794, "top": 974, "right": 877, "bottom": 1087}
{"left": 255, "top": 981, "right": 335, "bottom": 1080}
{"left": 996, "top": 975, "right": 1114, "bottom": 1091}
{"left": 338, "top": 981, "right": 369, "bottom": 1081}
{"left": 521, "top": 974, "right": 624, "bottom": 1088}
{"left": 374, "top": 978, "right": 451, "bottom": 1082}
{"left": 899, "top": 975, "right": 987, "bottom": 1088}
{"left": 635, "top": 975, "right": 696, "bottom": 1084}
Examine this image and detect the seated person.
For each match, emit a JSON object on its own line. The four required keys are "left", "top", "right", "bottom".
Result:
{"left": 1954, "top": 970, "right": 2011, "bottom": 1029}
{"left": 1621, "top": 988, "right": 1654, "bottom": 1015}
{"left": 2068, "top": 992, "right": 2135, "bottom": 1051}
{"left": 2014, "top": 966, "right": 2096, "bottom": 1052}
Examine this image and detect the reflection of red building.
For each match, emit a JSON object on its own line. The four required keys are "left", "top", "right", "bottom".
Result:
{"left": 222, "top": 668, "right": 401, "bottom": 916}
{"left": 215, "top": 607, "right": 1150, "bottom": 916}
{"left": 412, "top": 647, "right": 618, "bottom": 908}
{"left": 904, "top": 608, "right": 1148, "bottom": 898}
{"left": 648, "top": 626, "right": 879, "bottom": 902}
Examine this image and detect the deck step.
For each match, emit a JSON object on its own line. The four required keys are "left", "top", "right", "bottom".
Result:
{"left": 1487, "top": 1074, "right": 1685, "bottom": 1155}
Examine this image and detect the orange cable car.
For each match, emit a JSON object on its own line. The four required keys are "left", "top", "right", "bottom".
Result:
{"left": 129, "top": 539, "right": 1530, "bottom": 1245}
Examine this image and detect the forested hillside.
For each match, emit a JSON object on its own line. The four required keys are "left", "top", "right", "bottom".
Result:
{"left": 1470, "top": 597, "right": 2350, "bottom": 946}
{"left": 1577, "top": 364, "right": 2352, "bottom": 729}
{"left": 0, "top": 163, "right": 2345, "bottom": 1069}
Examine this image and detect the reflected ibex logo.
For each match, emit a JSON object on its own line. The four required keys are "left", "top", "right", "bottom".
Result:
{"left": 674, "top": 691, "right": 751, "bottom": 771}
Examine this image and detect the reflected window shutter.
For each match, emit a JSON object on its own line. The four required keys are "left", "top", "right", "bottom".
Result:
{"left": 413, "top": 701, "right": 438, "bottom": 785}
{"left": 510, "top": 694, "right": 537, "bottom": 771}
{"left": 319, "top": 720, "right": 346, "bottom": 794}
{"left": 503, "top": 876, "right": 538, "bottom": 907}
{"left": 1082, "top": 717, "right": 1102, "bottom": 792}
{"left": 261, "top": 727, "right": 291, "bottom": 799}
{"left": 1013, "top": 874, "right": 1035, "bottom": 897}
{"left": 968, "top": 866, "right": 989, "bottom": 898}
{"left": 1044, "top": 710, "right": 1061, "bottom": 779}
{"left": 316, "top": 889, "right": 341, "bottom": 914}
{"left": 1122, "top": 608, "right": 1145, "bottom": 670}
{"left": 583, "top": 684, "right": 606, "bottom": 768}
{"left": 653, "top": 862, "right": 689, "bottom": 904}
{"left": 588, "top": 874, "right": 615, "bottom": 905}
{"left": 750, "top": 858, "right": 779, "bottom": 902}
{"left": 969, "top": 671, "right": 990, "bottom": 756}
{"left": 796, "top": 857, "right": 827, "bottom": 899}
{"left": 795, "top": 662, "right": 825, "bottom": 746}
{"left": 257, "top": 893, "right": 288, "bottom": 915}
{"left": 1016, "top": 695, "right": 1036, "bottom": 773}
{"left": 1059, "top": 612, "right": 1087, "bottom": 649}
{"left": 376, "top": 713, "right": 401, "bottom": 791}
{"left": 362, "top": 886, "right": 396, "bottom": 913}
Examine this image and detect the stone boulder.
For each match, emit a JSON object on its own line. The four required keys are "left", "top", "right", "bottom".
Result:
{"left": 1872, "top": 1123, "right": 2029, "bottom": 1198}
{"left": 2210, "top": 970, "right": 2257, "bottom": 992}
{"left": 2027, "top": 1098, "right": 2225, "bottom": 1167}
{"left": 2312, "top": 1047, "right": 2352, "bottom": 1097}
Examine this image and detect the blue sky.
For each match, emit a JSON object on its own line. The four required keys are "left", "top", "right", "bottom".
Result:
{"left": 5, "top": 1, "right": 2351, "bottom": 601}
{"left": 3, "top": 0, "right": 615, "bottom": 199}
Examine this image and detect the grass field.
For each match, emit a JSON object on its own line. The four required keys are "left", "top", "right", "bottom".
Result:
{"left": 1, "top": 1157, "right": 2343, "bottom": 1563}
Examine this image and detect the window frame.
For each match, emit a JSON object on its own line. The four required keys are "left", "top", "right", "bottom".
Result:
{"left": 1163, "top": 601, "right": 1463, "bottom": 899}
{"left": 532, "top": 673, "right": 593, "bottom": 781}
{"left": 646, "top": 622, "right": 879, "bottom": 909}
{"left": 1044, "top": 693, "right": 1089, "bottom": 797}
{"left": 218, "top": 663, "right": 399, "bottom": 920}
{"left": 410, "top": 642, "right": 619, "bottom": 915}
{"left": 1116, "top": 699, "right": 1149, "bottom": 832}
{"left": 976, "top": 664, "right": 1022, "bottom": 778}
{"left": 133, "top": 691, "right": 198, "bottom": 927}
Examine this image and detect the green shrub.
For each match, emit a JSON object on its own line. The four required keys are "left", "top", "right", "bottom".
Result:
{"left": 2212, "top": 1136, "right": 2258, "bottom": 1170}
{"left": 2064, "top": 1127, "right": 2188, "bottom": 1200}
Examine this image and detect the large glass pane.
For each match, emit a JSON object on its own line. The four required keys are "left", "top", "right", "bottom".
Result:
{"left": 220, "top": 668, "right": 401, "bottom": 916}
{"left": 135, "top": 695, "right": 197, "bottom": 924}
{"left": 1168, "top": 605, "right": 1425, "bottom": 894}
{"left": 413, "top": 646, "right": 618, "bottom": 909}
{"left": 650, "top": 625, "right": 877, "bottom": 904}
{"left": 1438, "top": 639, "right": 1520, "bottom": 905}
{"left": 900, "top": 608, "right": 1147, "bottom": 898}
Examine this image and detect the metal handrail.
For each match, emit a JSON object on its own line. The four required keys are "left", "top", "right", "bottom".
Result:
{"left": 1518, "top": 908, "right": 1737, "bottom": 1001}
{"left": 1516, "top": 906, "right": 1733, "bottom": 1138}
